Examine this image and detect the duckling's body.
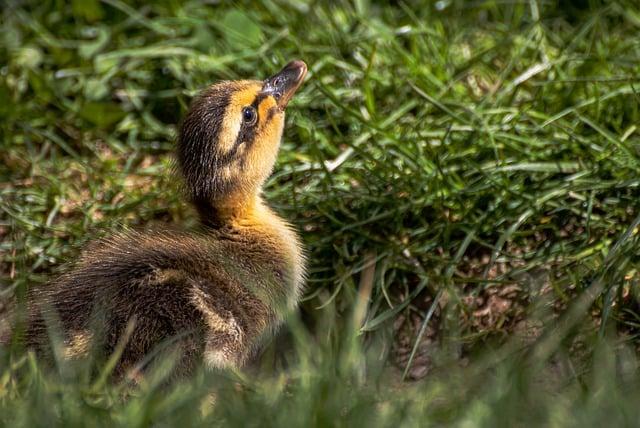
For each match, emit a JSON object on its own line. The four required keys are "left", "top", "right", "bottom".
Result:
{"left": 10, "top": 61, "right": 308, "bottom": 375}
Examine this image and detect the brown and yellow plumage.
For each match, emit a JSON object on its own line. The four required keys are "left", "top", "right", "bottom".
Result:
{"left": 4, "top": 61, "right": 308, "bottom": 376}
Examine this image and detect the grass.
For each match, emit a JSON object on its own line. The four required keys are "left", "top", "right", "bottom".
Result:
{"left": 2, "top": 0, "right": 640, "bottom": 425}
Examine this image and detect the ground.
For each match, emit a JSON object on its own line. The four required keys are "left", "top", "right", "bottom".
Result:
{"left": 1, "top": 0, "right": 640, "bottom": 426}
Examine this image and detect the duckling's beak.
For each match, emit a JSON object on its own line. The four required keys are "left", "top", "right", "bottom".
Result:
{"left": 262, "top": 60, "right": 307, "bottom": 110}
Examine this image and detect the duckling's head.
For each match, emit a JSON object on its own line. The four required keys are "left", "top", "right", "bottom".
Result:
{"left": 177, "top": 60, "right": 307, "bottom": 213}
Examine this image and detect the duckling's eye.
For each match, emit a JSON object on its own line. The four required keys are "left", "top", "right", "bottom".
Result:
{"left": 242, "top": 107, "right": 257, "bottom": 125}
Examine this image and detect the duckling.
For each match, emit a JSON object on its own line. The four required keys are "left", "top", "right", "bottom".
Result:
{"left": 7, "top": 60, "right": 308, "bottom": 376}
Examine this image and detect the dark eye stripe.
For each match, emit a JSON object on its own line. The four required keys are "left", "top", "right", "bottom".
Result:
{"left": 264, "top": 106, "right": 277, "bottom": 125}
{"left": 251, "top": 93, "right": 268, "bottom": 109}
{"left": 225, "top": 92, "right": 279, "bottom": 166}
{"left": 232, "top": 94, "right": 261, "bottom": 150}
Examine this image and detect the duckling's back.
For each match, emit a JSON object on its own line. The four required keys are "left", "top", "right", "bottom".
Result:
{"left": 24, "top": 217, "right": 303, "bottom": 374}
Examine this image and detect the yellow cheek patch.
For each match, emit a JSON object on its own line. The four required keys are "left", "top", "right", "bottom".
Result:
{"left": 219, "top": 113, "right": 241, "bottom": 154}
{"left": 248, "top": 113, "right": 284, "bottom": 172}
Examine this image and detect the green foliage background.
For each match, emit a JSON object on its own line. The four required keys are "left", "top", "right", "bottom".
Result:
{"left": 2, "top": 0, "right": 640, "bottom": 426}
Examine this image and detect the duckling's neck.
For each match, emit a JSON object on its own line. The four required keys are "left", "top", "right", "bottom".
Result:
{"left": 195, "top": 190, "right": 305, "bottom": 306}
{"left": 195, "top": 190, "right": 293, "bottom": 234}
{"left": 195, "top": 191, "right": 261, "bottom": 228}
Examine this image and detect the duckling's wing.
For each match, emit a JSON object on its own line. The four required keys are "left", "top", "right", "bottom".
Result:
{"left": 25, "top": 229, "right": 267, "bottom": 372}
